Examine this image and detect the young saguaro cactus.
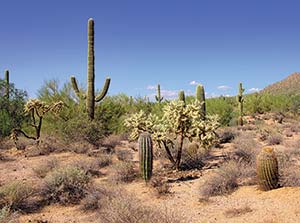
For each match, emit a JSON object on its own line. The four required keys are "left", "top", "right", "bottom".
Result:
{"left": 71, "top": 18, "right": 111, "bottom": 120}
{"left": 256, "top": 147, "right": 279, "bottom": 191}
{"left": 178, "top": 90, "right": 186, "bottom": 104}
{"left": 196, "top": 84, "right": 206, "bottom": 118}
{"left": 4, "top": 69, "right": 9, "bottom": 99}
{"left": 155, "top": 84, "right": 163, "bottom": 103}
{"left": 236, "top": 82, "right": 244, "bottom": 126}
{"left": 138, "top": 133, "right": 153, "bottom": 182}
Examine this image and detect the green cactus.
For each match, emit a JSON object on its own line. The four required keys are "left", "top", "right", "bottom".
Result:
{"left": 178, "top": 90, "right": 185, "bottom": 104}
{"left": 138, "top": 132, "right": 153, "bottom": 182}
{"left": 196, "top": 84, "right": 206, "bottom": 118}
{"left": 71, "top": 18, "right": 111, "bottom": 120}
{"left": 4, "top": 69, "right": 9, "bottom": 99}
{"left": 236, "top": 82, "right": 244, "bottom": 126}
{"left": 155, "top": 84, "right": 163, "bottom": 103}
{"left": 256, "top": 147, "right": 279, "bottom": 191}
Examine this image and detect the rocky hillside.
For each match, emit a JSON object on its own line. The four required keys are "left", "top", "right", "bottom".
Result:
{"left": 262, "top": 72, "right": 300, "bottom": 95}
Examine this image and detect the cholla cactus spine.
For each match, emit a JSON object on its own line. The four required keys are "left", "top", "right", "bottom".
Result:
{"left": 196, "top": 84, "right": 206, "bottom": 117}
{"left": 71, "top": 18, "right": 111, "bottom": 120}
{"left": 155, "top": 84, "right": 163, "bottom": 103}
{"left": 138, "top": 133, "right": 153, "bottom": 182}
{"left": 256, "top": 147, "right": 279, "bottom": 191}
{"left": 236, "top": 82, "right": 244, "bottom": 126}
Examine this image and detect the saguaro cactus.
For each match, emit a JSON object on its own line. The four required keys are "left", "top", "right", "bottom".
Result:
{"left": 256, "top": 147, "right": 279, "bottom": 191}
{"left": 196, "top": 84, "right": 206, "bottom": 118}
{"left": 4, "top": 69, "right": 9, "bottom": 99}
{"left": 138, "top": 133, "right": 153, "bottom": 182}
{"left": 178, "top": 90, "right": 186, "bottom": 104}
{"left": 155, "top": 84, "right": 163, "bottom": 103}
{"left": 236, "top": 82, "right": 244, "bottom": 126}
{"left": 71, "top": 18, "right": 111, "bottom": 120}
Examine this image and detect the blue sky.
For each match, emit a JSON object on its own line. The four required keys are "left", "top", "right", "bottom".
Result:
{"left": 1, "top": 0, "right": 300, "bottom": 99}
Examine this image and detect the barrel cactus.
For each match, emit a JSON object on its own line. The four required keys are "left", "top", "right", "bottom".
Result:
{"left": 256, "top": 147, "right": 279, "bottom": 191}
{"left": 138, "top": 133, "right": 153, "bottom": 182}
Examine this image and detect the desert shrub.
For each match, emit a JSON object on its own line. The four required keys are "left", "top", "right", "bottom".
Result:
{"left": 69, "top": 141, "right": 95, "bottom": 154}
{"left": 32, "top": 157, "right": 59, "bottom": 178}
{"left": 224, "top": 206, "right": 253, "bottom": 218}
{"left": 280, "top": 167, "right": 300, "bottom": 187}
{"left": 267, "top": 133, "right": 283, "bottom": 145}
{"left": 149, "top": 177, "right": 171, "bottom": 197}
{"left": 42, "top": 166, "right": 91, "bottom": 205}
{"left": 0, "top": 181, "right": 33, "bottom": 210}
{"left": 0, "top": 206, "right": 19, "bottom": 223}
{"left": 96, "top": 154, "right": 112, "bottom": 168}
{"left": 0, "top": 79, "right": 27, "bottom": 138}
{"left": 80, "top": 187, "right": 103, "bottom": 211}
{"left": 232, "top": 133, "right": 259, "bottom": 163}
{"left": 180, "top": 147, "right": 207, "bottom": 170}
{"left": 109, "top": 161, "right": 137, "bottom": 183}
{"left": 199, "top": 161, "right": 239, "bottom": 198}
{"left": 101, "top": 134, "right": 124, "bottom": 150}
{"left": 116, "top": 150, "right": 133, "bottom": 161}
{"left": 206, "top": 96, "right": 235, "bottom": 126}
{"left": 72, "top": 158, "right": 104, "bottom": 176}
{"left": 217, "top": 127, "right": 238, "bottom": 144}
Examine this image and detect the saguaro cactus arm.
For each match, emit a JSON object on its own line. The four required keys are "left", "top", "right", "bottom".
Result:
{"left": 70, "top": 76, "right": 86, "bottom": 99}
{"left": 178, "top": 90, "right": 186, "bottom": 104}
{"left": 95, "top": 77, "right": 111, "bottom": 102}
{"left": 4, "top": 69, "right": 9, "bottom": 99}
{"left": 155, "top": 84, "right": 164, "bottom": 103}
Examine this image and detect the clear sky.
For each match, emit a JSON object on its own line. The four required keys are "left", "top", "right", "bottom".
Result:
{"left": 1, "top": 0, "right": 300, "bottom": 99}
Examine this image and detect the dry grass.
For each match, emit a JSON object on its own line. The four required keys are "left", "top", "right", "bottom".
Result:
{"left": 69, "top": 141, "right": 95, "bottom": 154}
{"left": 109, "top": 161, "right": 137, "bottom": 183}
{"left": 267, "top": 133, "right": 283, "bottom": 145}
{"left": 101, "top": 134, "right": 123, "bottom": 150}
{"left": 32, "top": 157, "right": 59, "bottom": 178}
{"left": 0, "top": 206, "right": 19, "bottom": 223}
{"left": 41, "top": 166, "right": 91, "bottom": 205}
{"left": 0, "top": 180, "right": 34, "bottom": 210}
{"left": 232, "top": 133, "right": 259, "bottom": 163}
{"left": 199, "top": 161, "right": 239, "bottom": 198}
{"left": 116, "top": 149, "right": 133, "bottom": 162}
{"left": 217, "top": 127, "right": 238, "bottom": 144}
{"left": 224, "top": 206, "right": 253, "bottom": 218}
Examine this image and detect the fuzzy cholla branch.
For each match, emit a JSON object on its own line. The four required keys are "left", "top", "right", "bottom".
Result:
{"left": 24, "top": 99, "right": 64, "bottom": 117}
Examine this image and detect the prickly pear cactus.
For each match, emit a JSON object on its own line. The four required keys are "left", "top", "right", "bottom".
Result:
{"left": 256, "top": 147, "right": 279, "bottom": 191}
{"left": 138, "top": 132, "right": 153, "bottom": 182}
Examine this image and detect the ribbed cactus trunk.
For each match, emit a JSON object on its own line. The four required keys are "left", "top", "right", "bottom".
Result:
{"left": 138, "top": 133, "right": 153, "bottom": 182}
{"left": 196, "top": 84, "right": 206, "bottom": 118}
{"left": 155, "top": 84, "right": 163, "bottom": 103}
{"left": 4, "top": 69, "right": 9, "bottom": 100}
{"left": 70, "top": 18, "right": 111, "bottom": 120}
{"left": 236, "top": 82, "right": 244, "bottom": 126}
{"left": 178, "top": 90, "right": 186, "bottom": 104}
{"left": 256, "top": 147, "right": 279, "bottom": 191}
{"left": 87, "top": 18, "right": 95, "bottom": 120}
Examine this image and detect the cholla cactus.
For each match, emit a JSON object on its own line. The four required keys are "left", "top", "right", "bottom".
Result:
{"left": 11, "top": 99, "right": 64, "bottom": 144}
{"left": 124, "top": 100, "right": 220, "bottom": 169}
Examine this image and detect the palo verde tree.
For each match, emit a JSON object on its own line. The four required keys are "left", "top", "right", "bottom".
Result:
{"left": 124, "top": 100, "right": 220, "bottom": 170}
{"left": 71, "top": 18, "right": 111, "bottom": 120}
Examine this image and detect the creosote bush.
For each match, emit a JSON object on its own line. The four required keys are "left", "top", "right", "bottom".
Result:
{"left": 42, "top": 166, "right": 91, "bottom": 205}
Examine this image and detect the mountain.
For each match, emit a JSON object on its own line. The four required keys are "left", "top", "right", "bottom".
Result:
{"left": 261, "top": 72, "right": 300, "bottom": 95}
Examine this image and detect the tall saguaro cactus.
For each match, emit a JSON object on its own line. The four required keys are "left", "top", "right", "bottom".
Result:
{"left": 256, "top": 147, "right": 279, "bottom": 191}
{"left": 71, "top": 18, "right": 111, "bottom": 120}
{"left": 196, "top": 84, "right": 206, "bottom": 118}
{"left": 138, "top": 133, "right": 153, "bottom": 182}
{"left": 155, "top": 84, "right": 163, "bottom": 103}
{"left": 4, "top": 69, "right": 9, "bottom": 99}
{"left": 236, "top": 82, "right": 244, "bottom": 126}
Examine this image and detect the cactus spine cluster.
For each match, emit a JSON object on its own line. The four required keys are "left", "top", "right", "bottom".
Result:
{"left": 71, "top": 18, "right": 111, "bottom": 120}
{"left": 155, "top": 84, "right": 163, "bottom": 103}
{"left": 4, "top": 69, "right": 9, "bottom": 99}
{"left": 196, "top": 84, "right": 206, "bottom": 118}
{"left": 138, "top": 133, "right": 153, "bottom": 182}
{"left": 256, "top": 147, "right": 279, "bottom": 191}
{"left": 236, "top": 82, "right": 244, "bottom": 126}
{"left": 178, "top": 90, "right": 185, "bottom": 104}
